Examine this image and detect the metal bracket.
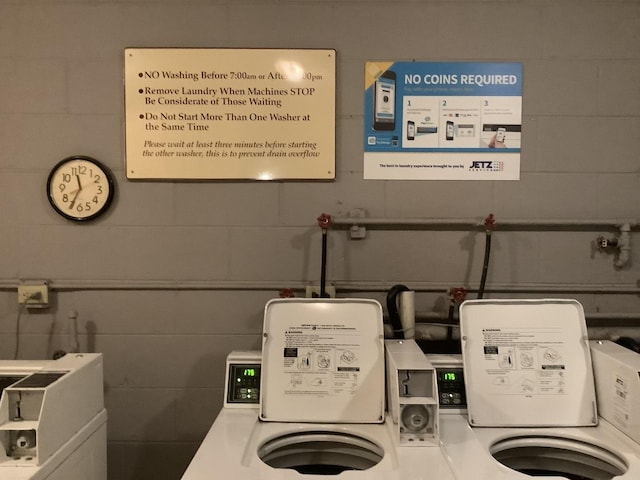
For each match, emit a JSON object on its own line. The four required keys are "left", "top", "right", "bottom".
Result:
{"left": 348, "top": 208, "right": 367, "bottom": 240}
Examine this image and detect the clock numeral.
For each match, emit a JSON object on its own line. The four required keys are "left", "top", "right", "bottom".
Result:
{"left": 76, "top": 202, "right": 92, "bottom": 213}
{"left": 62, "top": 173, "right": 72, "bottom": 183}
{"left": 71, "top": 166, "right": 87, "bottom": 176}
{"left": 62, "top": 193, "right": 69, "bottom": 203}
{"left": 94, "top": 174, "right": 101, "bottom": 183}
{"left": 58, "top": 183, "right": 66, "bottom": 192}
{"left": 97, "top": 186, "right": 103, "bottom": 194}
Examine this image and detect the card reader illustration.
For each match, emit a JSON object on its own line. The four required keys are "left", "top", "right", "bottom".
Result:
{"left": 456, "top": 124, "right": 476, "bottom": 137}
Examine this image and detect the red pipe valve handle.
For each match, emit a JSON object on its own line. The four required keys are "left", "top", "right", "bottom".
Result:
{"left": 317, "top": 213, "right": 333, "bottom": 230}
{"left": 484, "top": 213, "right": 496, "bottom": 231}
{"left": 449, "top": 287, "right": 468, "bottom": 304}
{"left": 279, "top": 288, "right": 296, "bottom": 298}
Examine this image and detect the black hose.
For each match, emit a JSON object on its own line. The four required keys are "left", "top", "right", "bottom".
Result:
{"left": 447, "top": 302, "right": 455, "bottom": 341}
{"left": 386, "top": 284, "right": 410, "bottom": 339}
{"left": 616, "top": 337, "right": 640, "bottom": 353}
{"left": 477, "top": 230, "right": 492, "bottom": 299}
{"left": 320, "top": 229, "right": 328, "bottom": 297}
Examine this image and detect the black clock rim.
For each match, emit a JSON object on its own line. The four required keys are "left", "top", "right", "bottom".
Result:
{"left": 46, "top": 155, "right": 115, "bottom": 222}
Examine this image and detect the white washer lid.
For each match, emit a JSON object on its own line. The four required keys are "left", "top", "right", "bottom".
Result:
{"left": 259, "top": 298, "right": 385, "bottom": 423}
{"left": 460, "top": 299, "right": 597, "bottom": 427}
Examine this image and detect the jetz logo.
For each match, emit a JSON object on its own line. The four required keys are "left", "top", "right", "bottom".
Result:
{"left": 470, "top": 160, "right": 504, "bottom": 172}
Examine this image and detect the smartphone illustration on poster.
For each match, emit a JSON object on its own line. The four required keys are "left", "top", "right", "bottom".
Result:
{"left": 496, "top": 127, "right": 506, "bottom": 144}
{"left": 446, "top": 121, "right": 454, "bottom": 141}
{"left": 407, "top": 121, "right": 415, "bottom": 140}
{"left": 373, "top": 70, "right": 396, "bottom": 131}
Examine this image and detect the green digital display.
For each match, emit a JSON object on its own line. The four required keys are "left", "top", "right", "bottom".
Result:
{"left": 228, "top": 364, "right": 261, "bottom": 404}
{"left": 443, "top": 372, "right": 457, "bottom": 381}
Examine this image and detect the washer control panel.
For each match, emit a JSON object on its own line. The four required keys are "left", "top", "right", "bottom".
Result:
{"left": 227, "top": 364, "right": 261, "bottom": 403}
{"left": 436, "top": 367, "right": 466, "bottom": 408}
{"left": 426, "top": 354, "right": 467, "bottom": 412}
{"left": 224, "top": 351, "right": 262, "bottom": 408}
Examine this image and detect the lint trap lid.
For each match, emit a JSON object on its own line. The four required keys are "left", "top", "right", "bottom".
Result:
{"left": 460, "top": 299, "right": 597, "bottom": 427}
{"left": 259, "top": 298, "right": 385, "bottom": 424}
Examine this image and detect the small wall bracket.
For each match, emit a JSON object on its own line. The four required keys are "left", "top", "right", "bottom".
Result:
{"left": 18, "top": 281, "right": 49, "bottom": 308}
{"left": 348, "top": 208, "right": 367, "bottom": 240}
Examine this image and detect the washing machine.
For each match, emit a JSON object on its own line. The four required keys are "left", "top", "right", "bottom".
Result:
{"left": 0, "top": 353, "right": 107, "bottom": 480}
{"left": 181, "top": 298, "right": 456, "bottom": 480}
{"left": 434, "top": 299, "right": 640, "bottom": 479}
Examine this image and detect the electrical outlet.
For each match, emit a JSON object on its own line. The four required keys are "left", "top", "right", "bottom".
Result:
{"left": 18, "top": 281, "right": 49, "bottom": 307}
{"left": 305, "top": 285, "right": 336, "bottom": 298}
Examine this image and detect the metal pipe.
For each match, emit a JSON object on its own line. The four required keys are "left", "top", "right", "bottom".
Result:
{"left": 1, "top": 279, "right": 639, "bottom": 295}
{"left": 68, "top": 310, "right": 80, "bottom": 353}
{"left": 615, "top": 223, "right": 632, "bottom": 269}
{"left": 332, "top": 217, "right": 639, "bottom": 230}
{"left": 336, "top": 282, "right": 640, "bottom": 295}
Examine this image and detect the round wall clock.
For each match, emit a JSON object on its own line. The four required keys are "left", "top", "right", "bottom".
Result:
{"left": 47, "top": 156, "right": 115, "bottom": 222}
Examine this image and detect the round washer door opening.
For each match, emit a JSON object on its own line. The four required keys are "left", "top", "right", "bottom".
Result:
{"left": 258, "top": 431, "right": 384, "bottom": 475}
{"left": 490, "top": 435, "right": 628, "bottom": 480}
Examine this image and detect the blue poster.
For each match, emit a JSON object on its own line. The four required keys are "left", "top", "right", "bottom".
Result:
{"left": 364, "top": 62, "right": 522, "bottom": 180}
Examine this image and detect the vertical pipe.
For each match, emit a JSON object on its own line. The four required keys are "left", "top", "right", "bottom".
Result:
{"left": 68, "top": 310, "right": 80, "bottom": 353}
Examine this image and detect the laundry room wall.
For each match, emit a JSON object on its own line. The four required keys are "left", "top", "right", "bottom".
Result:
{"left": 0, "top": 0, "right": 638, "bottom": 479}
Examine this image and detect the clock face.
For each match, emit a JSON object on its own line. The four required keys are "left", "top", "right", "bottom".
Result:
{"left": 47, "top": 156, "right": 115, "bottom": 222}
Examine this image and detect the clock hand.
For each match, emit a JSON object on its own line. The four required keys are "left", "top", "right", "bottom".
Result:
{"left": 69, "top": 175, "right": 82, "bottom": 209}
{"left": 69, "top": 190, "right": 80, "bottom": 209}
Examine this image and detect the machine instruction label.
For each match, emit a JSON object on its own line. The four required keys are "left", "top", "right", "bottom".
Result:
{"left": 612, "top": 372, "right": 631, "bottom": 428}
{"left": 480, "top": 327, "right": 568, "bottom": 396}
{"left": 281, "top": 323, "right": 362, "bottom": 397}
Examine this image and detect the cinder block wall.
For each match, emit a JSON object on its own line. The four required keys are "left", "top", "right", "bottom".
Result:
{"left": 0, "top": 1, "right": 639, "bottom": 479}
